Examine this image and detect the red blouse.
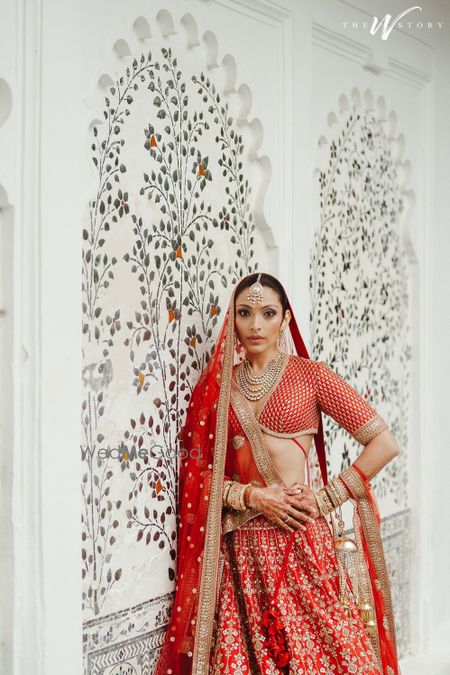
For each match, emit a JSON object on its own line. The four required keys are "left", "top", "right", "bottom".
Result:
{"left": 229, "top": 355, "right": 388, "bottom": 446}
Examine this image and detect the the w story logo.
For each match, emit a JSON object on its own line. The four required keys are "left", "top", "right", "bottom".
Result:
{"left": 370, "top": 5, "right": 422, "bottom": 40}
{"left": 342, "top": 6, "right": 444, "bottom": 39}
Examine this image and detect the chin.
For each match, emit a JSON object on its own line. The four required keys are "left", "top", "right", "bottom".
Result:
{"left": 245, "top": 341, "right": 269, "bottom": 353}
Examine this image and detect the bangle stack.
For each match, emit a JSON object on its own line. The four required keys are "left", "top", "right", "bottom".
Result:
{"left": 223, "top": 480, "right": 258, "bottom": 512}
{"left": 223, "top": 481, "right": 248, "bottom": 511}
{"left": 315, "top": 469, "right": 352, "bottom": 516}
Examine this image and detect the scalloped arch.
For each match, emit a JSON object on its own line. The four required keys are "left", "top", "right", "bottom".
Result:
{"left": 180, "top": 13, "right": 200, "bottom": 48}
{"left": 132, "top": 16, "right": 151, "bottom": 41}
{"left": 86, "top": 8, "right": 274, "bottom": 249}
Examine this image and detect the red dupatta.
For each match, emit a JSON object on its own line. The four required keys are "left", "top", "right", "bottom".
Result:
{"left": 154, "top": 272, "right": 399, "bottom": 675}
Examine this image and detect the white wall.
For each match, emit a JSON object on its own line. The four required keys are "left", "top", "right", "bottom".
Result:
{"left": 0, "top": 0, "right": 449, "bottom": 673}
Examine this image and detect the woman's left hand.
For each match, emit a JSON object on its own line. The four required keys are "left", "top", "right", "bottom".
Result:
{"left": 284, "top": 483, "right": 320, "bottom": 520}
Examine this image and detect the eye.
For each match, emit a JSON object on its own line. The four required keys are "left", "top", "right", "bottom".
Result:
{"left": 237, "top": 309, "right": 250, "bottom": 317}
{"left": 264, "top": 310, "right": 276, "bottom": 318}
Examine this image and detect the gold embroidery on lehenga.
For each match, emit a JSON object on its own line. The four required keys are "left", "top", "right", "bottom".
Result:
{"left": 222, "top": 507, "right": 260, "bottom": 534}
{"left": 210, "top": 513, "right": 382, "bottom": 674}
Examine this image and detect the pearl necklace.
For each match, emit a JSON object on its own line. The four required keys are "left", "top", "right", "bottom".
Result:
{"left": 236, "top": 350, "right": 285, "bottom": 401}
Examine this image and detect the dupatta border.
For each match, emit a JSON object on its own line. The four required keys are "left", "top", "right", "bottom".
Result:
{"left": 343, "top": 468, "right": 398, "bottom": 663}
{"left": 222, "top": 509, "right": 260, "bottom": 534}
{"left": 358, "top": 496, "right": 397, "bottom": 639}
{"left": 230, "top": 381, "right": 286, "bottom": 488}
{"left": 352, "top": 508, "right": 383, "bottom": 669}
{"left": 192, "top": 307, "right": 234, "bottom": 674}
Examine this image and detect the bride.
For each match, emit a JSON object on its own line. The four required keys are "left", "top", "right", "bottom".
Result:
{"left": 154, "top": 272, "right": 400, "bottom": 674}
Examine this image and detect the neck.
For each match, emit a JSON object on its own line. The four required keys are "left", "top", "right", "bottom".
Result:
{"left": 244, "top": 346, "right": 279, "bottom": 373}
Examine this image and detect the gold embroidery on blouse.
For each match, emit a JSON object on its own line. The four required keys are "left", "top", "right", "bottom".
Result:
{"left": 258, "top": 425, "right": 318, "bottom": 439}
{"left": 353, "top": 414, "right": 388, "bottom": 445}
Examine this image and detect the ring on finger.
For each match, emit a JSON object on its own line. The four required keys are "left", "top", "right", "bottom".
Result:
{"left": 284, "top": 514, "right": 290, "bottom": 523}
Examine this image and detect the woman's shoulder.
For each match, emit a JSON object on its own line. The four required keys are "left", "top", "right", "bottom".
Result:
{"left": 289, "top": 354, "right": 320, "bottom": 371}
{"left": 290, "top": 354, "right": 336, "bottom": 372}
{"left": 285, "top": 355, "right": 319, "bottom": 388}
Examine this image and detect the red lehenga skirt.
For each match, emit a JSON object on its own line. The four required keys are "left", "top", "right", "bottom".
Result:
{"left": 209, "top": 513, "right": 381, "bottom": 674}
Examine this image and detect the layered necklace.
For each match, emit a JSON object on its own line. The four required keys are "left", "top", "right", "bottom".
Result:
{"left": 236, "top": 350, "right": 285, "bottom": 401}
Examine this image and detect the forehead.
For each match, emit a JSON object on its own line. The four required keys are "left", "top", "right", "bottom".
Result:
{"left": 235, "top": 285, "right": 281, "bottom": 306}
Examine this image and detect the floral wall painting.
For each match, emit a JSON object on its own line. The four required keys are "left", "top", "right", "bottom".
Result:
{"left": 310, "top": 89, "right": 414, "bottom": 656}
{"left": 81, "top": 12, "right": 268, "bottom": 674}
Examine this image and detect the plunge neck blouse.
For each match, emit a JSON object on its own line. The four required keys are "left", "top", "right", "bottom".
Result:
{"left": 229, "top": 354, "right": 388, "bottom": 447}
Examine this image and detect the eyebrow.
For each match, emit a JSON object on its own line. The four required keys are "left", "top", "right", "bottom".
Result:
{"left": 236, "top": 303, "right": 278, "bottom": 309}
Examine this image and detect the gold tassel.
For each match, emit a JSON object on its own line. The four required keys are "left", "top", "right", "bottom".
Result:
{"left": 331, "top": 504, "right": 377, "bottom": 638}
{"left": 351, "top": 507, "right": 377, "bottom": 635}
{"left": 331, "top": 507, "right": 358, "bottom": 616}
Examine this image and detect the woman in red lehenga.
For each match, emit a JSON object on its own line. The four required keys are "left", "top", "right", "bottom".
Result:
{"left": 154, "top": 272, "right": 401, "bottom": 675}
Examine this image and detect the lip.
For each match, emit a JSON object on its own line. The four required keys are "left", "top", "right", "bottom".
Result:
{"left": 248, "top": 336, "right": 264, "bottom": 342}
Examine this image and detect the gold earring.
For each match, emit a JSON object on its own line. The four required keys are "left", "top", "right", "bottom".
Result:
{"left": 277, "top": 328, "right": 287, "bottom": 352}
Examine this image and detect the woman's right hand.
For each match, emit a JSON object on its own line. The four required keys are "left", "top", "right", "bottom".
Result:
{"left": 248, "top": 484, "right": 314, "bottom": 533}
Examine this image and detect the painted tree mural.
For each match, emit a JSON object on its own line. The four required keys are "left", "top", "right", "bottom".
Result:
{"left": 310, "top": 108, "right": 411, "bottom": 507}
{"left": 81, "top": 46, "right": 256, "bottom": 618}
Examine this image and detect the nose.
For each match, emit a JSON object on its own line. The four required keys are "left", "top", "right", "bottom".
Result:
{"left": 249, "top": 316, "right": 262, "bottom": 332}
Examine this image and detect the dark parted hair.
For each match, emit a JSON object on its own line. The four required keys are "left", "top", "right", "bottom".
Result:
{"left": 234, "top": 273, "right": 289, "bottom": 315}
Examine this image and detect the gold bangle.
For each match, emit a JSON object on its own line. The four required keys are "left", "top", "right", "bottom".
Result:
{"left": 325, "top": 481, "right": 342, "bottom": 509}
{"left": 224, "top": 482, "right": 237, "bottom": 509}
{"left": 234, "top": 484, "right": 247, "bottom": 512}
{"left": 316, "top": 475, "right": 350, "bottom": 515}
{"left": 222, "top": 481, "right": 232, "bottom": 504}
{"left": 243, "top": 485, "right": 253, "bottom": 508}
{"left": 315, "top": 492, "right": 328, "bottom": 517}
{"left": 316, "top": 487, "right": 334, "bottom": 515}
{"left": 223, "top": 479, "right": 261, "bottom": 511}
{"left": 333, "top": 476, "right": 350, "bottom": 504}
{"left": 224, "top": 482, "right": 247, "bottom": 511}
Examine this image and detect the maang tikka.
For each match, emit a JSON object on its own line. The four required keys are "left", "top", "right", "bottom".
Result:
{"left": 247, "top": 273, "right": 264, "bottom": 305}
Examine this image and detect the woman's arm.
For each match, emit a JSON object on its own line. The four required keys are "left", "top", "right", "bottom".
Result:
{"left": 353, "top": 427, "right": 400, "bottom": 480}
{"left": 314, "top": 360, "right": 401, "bottom": 480}
{"left": 284, "top": 361, "right": 401, "bottom": 518}
{"left": 315, "top": 359, "right": 391, "bottom": 447}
